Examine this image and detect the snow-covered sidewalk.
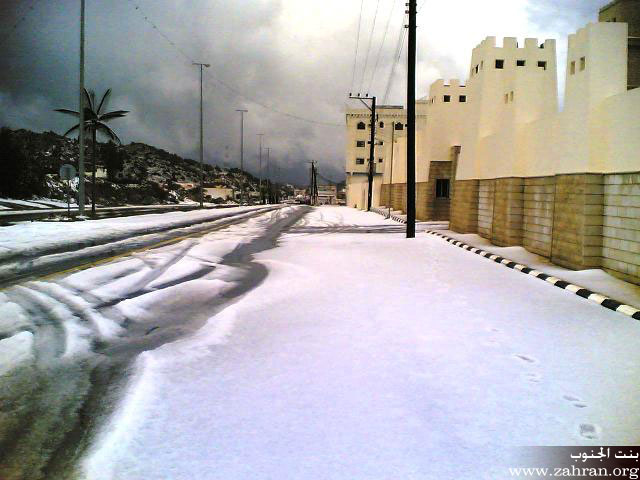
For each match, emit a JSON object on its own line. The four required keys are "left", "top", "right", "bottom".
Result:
{"left": 81, "top": 206, "right": 640, "bottom": 479}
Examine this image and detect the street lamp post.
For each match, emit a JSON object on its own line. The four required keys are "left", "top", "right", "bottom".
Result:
{"left": 257, "top": 133, "right": 264, "bottom": 204}
{"left": 193, "top": 62, "right": 210, "bottom": 208}
{"left": 78, "top": 0, "right": 86, "bottom": 216}
{"left": 236, "top": 109, "right": 248, "bottom": 203}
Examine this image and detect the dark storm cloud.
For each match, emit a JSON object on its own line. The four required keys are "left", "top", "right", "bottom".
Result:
{"left": 0, "top": 0, "right": 358, "bottom": 184}
{"left": 0, "top": 1, "right": 611, "bottom": 184}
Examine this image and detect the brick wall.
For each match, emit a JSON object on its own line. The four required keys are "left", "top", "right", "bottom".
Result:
{"left": 491, "top": 178, "right": 524, "bottom": 247}
{"left": 551, "top": 174, "right": 604, "bottom": 270}
{"left": 450, "top": 179, "right": 479, "bottom": 233}
{"left": 523, "top": 177, "right": 555, "bottom": 257}
{"left": 602, "top": 173, "right": 640, "bottom": 283}
{"left": 477, "top": 180, "right": 495, "bottom": 239}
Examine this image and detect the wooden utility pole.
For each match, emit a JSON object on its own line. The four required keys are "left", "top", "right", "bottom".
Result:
{"left": 406, "top": 0, "right": 416, "bottom": 238}
{"left": 348, "top": 94, "right": 376, "bottom": 211}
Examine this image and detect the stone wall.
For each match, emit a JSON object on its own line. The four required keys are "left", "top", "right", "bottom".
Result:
{"left": 602, "top": 173, "right": 640, "bottom": 283}
{"left": 416, "top": 182, "right": 431, "bottom": 221}
{"left": 491, "top": 178, "right": 524, "bottom": 247}
{"left": 551, "top": 174, "right": 603, "bottom": 270}
{"left": 477, "top": 180, "right": 495, "bottom": 239}
{"left": 450, "top": 179, "right": 479, "bottom": 233}
{"left": 523, "top": 176, "right": 555, "bottom": 257}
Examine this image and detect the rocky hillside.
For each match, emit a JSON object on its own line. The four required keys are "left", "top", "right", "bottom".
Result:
{"left": 0, "top": 128, "right": 275, "bottom": 205}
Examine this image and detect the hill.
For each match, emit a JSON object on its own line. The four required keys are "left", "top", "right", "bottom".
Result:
{"left": 0, "top": 128, "right": 286, "bottom": 206}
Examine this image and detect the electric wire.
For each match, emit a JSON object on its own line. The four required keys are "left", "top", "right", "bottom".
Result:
{"left": 128, "top": 1, "right": 342, "bottom": 127}
{"left": 382, "top": 13, "right": 408, "bottom": 105}
{"left": 367, "top": 0, "right": 398, "bottom": 94}
{"left": 358, "top": 0, "right": 381, "bottom": 94}
{"left": 350, "top": 0, "right": 365, "bottom": 94}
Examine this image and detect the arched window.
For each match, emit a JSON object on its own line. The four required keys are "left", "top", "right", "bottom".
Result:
{"left": 357, "top": 121, "right": 366, "bottom": 130}
{"left": 394, "top": 122, "right": 404, "bottom": 131}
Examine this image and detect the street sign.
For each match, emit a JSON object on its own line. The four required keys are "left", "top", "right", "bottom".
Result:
{"left": 59, "top": 164, "right": 77, "bottom": 181}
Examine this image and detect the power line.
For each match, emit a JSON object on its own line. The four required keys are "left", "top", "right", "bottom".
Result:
{"left": 367, "top": 0, "right": 398, "bottom": 94}
{"left": 359, "top": 0, "right": 381, "bottom": 94}
{"left": 382, "top": 13, "right": 408, "bottom": 105}
{"left": 128, "top": 1, "right": 342, "bottom": 128}
{"left": 0, "top": 0, "right": 42, "bottom": 48}
{"left": 350, "top": 0, "right": 365, "bottom": 94}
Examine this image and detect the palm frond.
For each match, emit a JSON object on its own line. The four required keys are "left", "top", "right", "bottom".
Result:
{"left": 96, "top": 88, "right": 112, "bottom": 115}
{"left": 83, "top": 88, "right": 95, "bottom": 112}
{"left": 96, "top": 122, "right": 122, "bottom": 144}
{"left": 99, "top": 110, "right": 129, "bottom": 121}
{"left": 83, "top": 106, "right": 98, "bottom": 121}
{"left": 62, "top": 124, "right": 80, "bottom": 137}
{"left": 55, "top": 108, "right": 79, "bottom": 117}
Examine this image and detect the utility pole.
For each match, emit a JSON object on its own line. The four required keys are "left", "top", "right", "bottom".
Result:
{"left": 388, "top": 121, "right": 396, "bottom": 215}
{"left": 406, "top": 0, "right": 417, "bottom": 238}
{"left": 236, "top": 109, "right": 248, "bottom": 203}
{"left": 78, "top": 0, "right": 85, "bottom": 216}
{"left": 266, "top": 147, "right": 270, "bottom": 204}
{"left": 193, "top": 62, "right": 210, "bottom": 208}
{"left": 348, "top": 94, "right": 376, "bottom": 211}
{"left": 257, "top": 133, "right": 264, "bottom": 204}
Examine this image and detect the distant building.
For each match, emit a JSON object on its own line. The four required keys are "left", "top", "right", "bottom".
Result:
{"left": 317, "top": 184, "right": 337, "bottom": 205}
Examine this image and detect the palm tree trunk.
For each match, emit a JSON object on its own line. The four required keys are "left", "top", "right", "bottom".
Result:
{"left": 91, "top": 126, "right": 96, "bottom": 215}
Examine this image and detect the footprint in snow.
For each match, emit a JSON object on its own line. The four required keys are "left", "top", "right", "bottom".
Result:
{"left": 514, "top": 354, "right": 538, "bottom": 364}
{"left": 525, "top": 372, "right": 542, "bottom": 384}
{"left": 579, "top": 423, "right": 600, "bottom": 440}
{"left": 563, "top": 394, "right": 588, "bottom": 409}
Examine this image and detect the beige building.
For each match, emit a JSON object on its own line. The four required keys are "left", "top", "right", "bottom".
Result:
{"left": 345, "top": 0, "right": 640, "bottom": 285}
{"left": 344, "top": 105, "right": 415, "bottom": 209}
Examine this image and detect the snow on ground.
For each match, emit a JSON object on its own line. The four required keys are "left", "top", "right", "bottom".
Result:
{"left": 81, "top": 206, "right": 640, "bottom": 479}
{"left": 438, "top": 230, "right": 640, "bottom": 308}
{"left": 0, "top": 207, "right": 291, "bottom": 387}
{"left": 0, "top": 205, "right": 268, "bottom": 261}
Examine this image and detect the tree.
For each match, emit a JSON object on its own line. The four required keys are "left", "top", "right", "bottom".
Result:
{"left": 0, "top": 128, "right": 47, "bottom": 199}
{"left": 101, "top": 141, "right": 125, "bottom": 181}
{"left": 55, "top": 88, "right": 129, "bottom": 215}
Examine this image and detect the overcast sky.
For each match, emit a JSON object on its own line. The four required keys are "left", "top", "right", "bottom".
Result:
{"left": 0, "top": 0, "right": 602, "bottom": 185}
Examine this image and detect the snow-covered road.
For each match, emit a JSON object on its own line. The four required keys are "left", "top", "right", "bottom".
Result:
{"left": 2, "top": 206, "right": 639, "bottom": 479}
{"left": 79, "top": 206, "right": 640, "bottom": 479}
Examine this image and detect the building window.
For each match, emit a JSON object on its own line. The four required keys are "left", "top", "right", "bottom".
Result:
{"left": 504, "top": 93, "right": 509, "bottom": 104}
{"left": 355, "top": 158, "right": 365, "bottom": 165}
{"left": 495, "top": 59, "right": 504, "bottom": 69}
{"left": 379, "top": 140, "right": 384, "bottom": 146}
{"left": 570, "top": 61, "right": 576, "bottom": 74}
{"left": 356, "top": 140, "right": 365, "bottom": 147}
{"left": 435, "top": 179, "right": 450, "bottom": 198}
{"left": 480, "top": 60, "right": 484, "bottom": 70}
{"left": 378, "top": 158, "right": 383, "bottom": 163}
{"left": 580, "top": 56, "right": 586, "bottom": 71}
{"left": 379, "top": 121, "right": 385, "bottom": 128}
{"left": 510, "top": 91, "right": 514, "bottom": 102}
{"left": 516, "top": 59, "right": 526, "bottom": 67}
{"left": 475, "top": 65, "right": 479, "bottom": 74}
{"left": 537, "top": 61, "right": 547, "bottom": 70}
{"left": 394, "top": 122, "right": 403, "bottom": 130}
{"left": 357, "top": 121, "right": 365, "bottom": 130}
{"left": 459, "top": 95, "right": 466, "bottom": 102}
{"left": 444, "top": 95, "right": 451, "bottom": 102}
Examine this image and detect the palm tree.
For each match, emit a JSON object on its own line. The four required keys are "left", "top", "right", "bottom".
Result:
{"left": 56, "top": 88, "right": 129, "bottom": 215}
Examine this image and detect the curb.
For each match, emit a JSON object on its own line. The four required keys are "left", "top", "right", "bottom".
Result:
{"left": 371, "top": 207, "right": 407, "bottom": 224}
{"left": 425, "top": 230, "right": 640, "bottom": 321}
